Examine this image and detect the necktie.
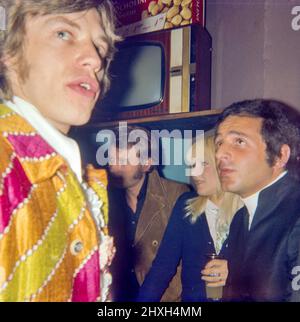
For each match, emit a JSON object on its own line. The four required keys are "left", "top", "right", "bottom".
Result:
{"left": 243, "top": 207, "right": 250, "bottom": 239}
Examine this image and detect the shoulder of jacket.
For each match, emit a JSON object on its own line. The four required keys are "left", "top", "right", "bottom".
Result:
{"left": 0, "top": 133, "right": 14, "bottom": 166}
{"left": 162, "top": 183, "right": 189, "bottom": 210}
{"left": 159, "top": 175, "right": 189, "bottom": 194}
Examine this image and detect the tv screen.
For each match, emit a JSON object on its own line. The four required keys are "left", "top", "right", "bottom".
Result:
{"left": 91, "top": 25, "right": 211, "bottom": 121}
{"left": 99, "top": 42, "right": 165, "bottom": 110}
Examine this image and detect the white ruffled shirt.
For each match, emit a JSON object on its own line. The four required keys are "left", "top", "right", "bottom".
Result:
{"left": 205, "top": 199, "right": 230, "bottom": 255}
{"left": 5, "top": 96, "right": 83, "bottom": 182}
{"left": 205, "top": 199, "right": 219, "bottom": 248}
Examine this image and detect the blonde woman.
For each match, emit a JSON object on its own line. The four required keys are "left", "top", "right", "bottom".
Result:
{"left": 137, "top": 134, "right": 242, "bottom": 301}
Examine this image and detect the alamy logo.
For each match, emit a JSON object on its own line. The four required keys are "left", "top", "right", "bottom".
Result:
{"left": 0, "top": 6, "right": 6, "bottom": 31}
{"left": 95, "top": 122, "right": 205, "bottom": 177}
{"left": 291, "top": 6, "right": 300, "bottom": 31}
{"left": 291, "top": 266, "right": 300, "bottom": 291}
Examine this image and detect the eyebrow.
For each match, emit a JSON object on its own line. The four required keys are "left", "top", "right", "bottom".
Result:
{"left": 44, "top": 16, "right": 109, "bottom": 50}
{"left": 44, "top": 16, "right": 81, "bottom": 30}
{"left": 215, "top": 130, "right": 249, "bottom": 141}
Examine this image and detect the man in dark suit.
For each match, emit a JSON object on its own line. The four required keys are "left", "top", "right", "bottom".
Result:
{"left": 107, "top": 125, "right": 189, "bottom": 301}
{"left": 208, "top": 99, "right": 300, "bottom": 301}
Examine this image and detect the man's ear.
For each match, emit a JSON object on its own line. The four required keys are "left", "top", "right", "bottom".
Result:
{"left": 142, "top": 158, "right": 153, "bottom": 173}
{"left": 274, "top": 144, "right": 291, "bottom": 170}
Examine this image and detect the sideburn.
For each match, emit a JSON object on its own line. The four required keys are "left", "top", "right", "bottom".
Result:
{"left": 16, "top": 52, "right": 30, "bottom": 83}
{"left": 133, "top": 169, "right": 144, "bottom": 181}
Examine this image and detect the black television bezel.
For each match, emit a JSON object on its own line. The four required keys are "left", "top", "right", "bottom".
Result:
{"left": 90, "top": 24, "right": 211, "bottom": 122}
{"left": 107, "top": 40, "right": 166, "bottom": 111}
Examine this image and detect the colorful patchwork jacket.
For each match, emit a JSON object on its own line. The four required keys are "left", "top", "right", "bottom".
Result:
{"left": 0, "top": 104, "right": 112, "bottom": 302}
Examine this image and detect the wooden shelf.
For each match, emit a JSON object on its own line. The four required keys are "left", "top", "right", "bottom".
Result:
{"left": 70, "top": 109, "right": 222, "bottom": 166}
{"left": 75, "top": 109, "right": 222, "bottom": 133}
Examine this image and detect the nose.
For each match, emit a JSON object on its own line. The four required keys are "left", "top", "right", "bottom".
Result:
{"left": 215, "top": 143, "right": 231, "bottom": 163}
{"left": 78, "top": 42, "right": 102, "bottom": 74}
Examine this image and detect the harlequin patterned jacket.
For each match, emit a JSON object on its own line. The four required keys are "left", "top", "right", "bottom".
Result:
{"left": 0, "top": 103, "right": 112, "bottom": 302}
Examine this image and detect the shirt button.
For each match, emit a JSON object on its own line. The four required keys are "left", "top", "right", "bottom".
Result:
{"left": 70, "top": 240, "right": 83, "bottom": 255}
{"left": 152, "top": 240, "right": 158, "bottom": 247}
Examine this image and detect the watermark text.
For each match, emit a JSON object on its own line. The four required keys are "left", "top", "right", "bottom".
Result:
{"left": 291, "top": 6, "right": 300, "bottom": 31}
{"left": 95, "top": 122, "right": 205, "bottom": 177}
{"left": 0, "top": 6, "right": 6, "bottom": 31}
{"left": 292, "top": 265, "right": 300, "bottom": 291}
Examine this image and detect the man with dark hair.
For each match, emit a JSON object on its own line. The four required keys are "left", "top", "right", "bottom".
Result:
{"left": 107, "top": 125, "right": 189, "bottom": 301}
{"left": 206, "top": 99, "right": 300, "bottom": 301}
{"left": 0, "top": 0, "right": 119, "bottom": 301}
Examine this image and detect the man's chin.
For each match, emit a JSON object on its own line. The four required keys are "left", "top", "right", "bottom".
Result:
{"left": 108, "top": 176, "right": 126, "bottom": 188}
{"left": 71, "top": 110, "right": 93, "bottom": 126}
{"left": 67, "top": 97, "right": 95, "bottom": 123}
{"left": 221, "top": 180, "right": 237, "bottom": 194}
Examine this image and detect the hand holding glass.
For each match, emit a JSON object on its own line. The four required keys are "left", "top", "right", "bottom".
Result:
{"left": 202, "top": 253, "right": 226, "bottom": 301}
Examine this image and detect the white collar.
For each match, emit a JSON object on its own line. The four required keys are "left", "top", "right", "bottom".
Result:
{"left": 242, "top": 171, "right": 287, "bottom": 229}
{"left": 205, "top": 199, "right": 219, "bottom": 215}
{"left": 205, "top": 199, "right": 219, "bottom": 250}
{"left": 5, "top": 96, "right": 82, "bottom": 182}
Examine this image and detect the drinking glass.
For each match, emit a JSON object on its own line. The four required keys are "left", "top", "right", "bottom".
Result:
{"left": 205, "top": 253, "right": 223, "bottom": 301}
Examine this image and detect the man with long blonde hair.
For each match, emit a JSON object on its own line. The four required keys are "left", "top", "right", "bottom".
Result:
{"left": 0, "top": 0, "right": 119, "bottom": 301}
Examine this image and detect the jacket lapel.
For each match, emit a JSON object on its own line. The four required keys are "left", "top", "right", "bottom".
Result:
{"left": 134, "top": 170, "right": 168, "bottom": 244}
{"left": 0, "top": 104, "right": 66, "bottom": 184}
{"left": 250, "top": 174, "right": 296, "bottom": 231}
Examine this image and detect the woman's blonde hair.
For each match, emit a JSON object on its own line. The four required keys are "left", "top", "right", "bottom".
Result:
{"left": 0, "top": 0, "right": 121, "bottom": 100}
{"left": 185, "top": 134, "right": 242, "bottom": 228}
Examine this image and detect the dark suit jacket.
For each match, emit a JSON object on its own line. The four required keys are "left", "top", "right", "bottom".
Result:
{"left": 224, "top": 173, "right": 300, "bottom": 301}
{"left": 138, "top": 191, "right": 224, "bottom": 302}
{"left": 108, "top": 169, "right": 189, "bottom": 302}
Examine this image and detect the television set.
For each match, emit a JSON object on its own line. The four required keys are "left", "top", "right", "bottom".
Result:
{"left": 91, "top": 24, "right": 212, "bottom": 122}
